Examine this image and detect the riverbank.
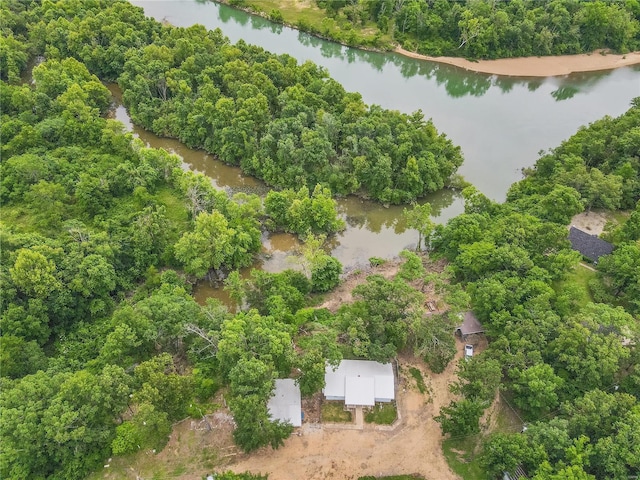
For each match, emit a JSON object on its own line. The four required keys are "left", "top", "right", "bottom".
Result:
{"left": 396, "top": 47, "right": 640, "bottom": 77}
{"left": 210, "top": 1, "right": 640, "bottom": 77}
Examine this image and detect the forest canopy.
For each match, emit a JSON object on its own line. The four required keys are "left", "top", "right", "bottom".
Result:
{"left": 1, "top": 1, "right": 639, "bottom": 480}
{"left": 247, "top": 0, "right": 640, "bottom": 59}
{"left": 1, "top": 0, "right": 463, "bottom": 205}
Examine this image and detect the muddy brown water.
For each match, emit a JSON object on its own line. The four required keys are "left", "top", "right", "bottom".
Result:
{"left": 107, "top": 85, "right": 459, "bottom": 305}
{"left": 112, "top": 2, "right": 640, "bottom": 304}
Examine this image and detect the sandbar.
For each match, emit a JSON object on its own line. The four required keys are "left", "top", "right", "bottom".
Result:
{"left": 395, "top": 47, "right": 640, "bottom": 77}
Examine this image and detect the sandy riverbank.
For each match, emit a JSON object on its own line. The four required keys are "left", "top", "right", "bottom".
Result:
{"left": 396, "top": 47, "right": 640, "bottom": 77}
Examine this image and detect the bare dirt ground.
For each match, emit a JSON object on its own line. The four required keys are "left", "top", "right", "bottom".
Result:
{"left": 319, "top": 261, "right": 400, "bottom": 313}
{"left": 228, "top": 345, "right": 469, "bottom": 480}
{"left": 395, "top": 47, "right": 640, "bottom": 77}
{"left": 570, "top": 211, "right": 609, "bottom": 236}
{"left": 96, "top": 256, "right": 473, "bottom": 480}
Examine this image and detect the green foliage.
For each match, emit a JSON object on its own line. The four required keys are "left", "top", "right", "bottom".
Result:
{"left": 364, "top": 403, "right": 397, "bottom": 424}
{"left": 480, "top": 433, "right": 537, "bottom": 479}
{"left": 509, "top": 363, "right": 563, "bottom": 419}
{"left": 110, "top": 19, "right": 462, "bottom": 204}
{"left": 311, "top": 255, "right": 342, "bottom": 293}
{"left": 0, "top": 366, "right": 132, "bottom": 480}
{"left": 174, "top": 210, "right": 260, "bottom": 278}
{"left": 296, "top": 348, "right": 327, "bottom": 396}
{"left": 411, "top": 314, "right": 456, "bottom": 374}
{"left": 368, "top": 256, "right": 386, "bottom": 267}
{"left": 265, "top": 185, "right": 345, "bottom": 235}
{"left": 310, "top": 0, "right": 640, "bottom": 59}
{"left": 451, "top": 356, "right": 502, "bottom": 405}
{"left": 597, "top": 242, "right": 640, "bottom": 314}
{"left": 337, "top": 275, "right": 421, "bottom": 362}
{"left": 408, "top": 367, "right": 427, "bottom": 394}
{"left": 403, "top": 203, "right": 435, "bottom": 251}
{"left": 224, "top": 269, "right": 311, "bottom": 316}
{"left": 435, "top": 398, "right": 485, "bottom": 436}
{"left": 397, "top": 249, "right": 425, "bottom": 281}
{"left": 229, "top": 394, "right": 293, "bottom": 452}
{"left": 217, "top": 309, "right": 294, "bottom": 379}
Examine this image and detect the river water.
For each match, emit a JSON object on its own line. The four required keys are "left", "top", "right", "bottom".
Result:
{"left": 121, "top": 0, "right": 640, "bottom": 301}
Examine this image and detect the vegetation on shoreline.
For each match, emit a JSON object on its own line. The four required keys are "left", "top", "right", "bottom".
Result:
{"left": 5, "top": 0, "right": 463, "bottom": 205}
{"left": 1, "top": 1, "right": 639, "bottom": 480}
{"left": 430, "top": 102, "right": 640, "bottom": 479}
{"left": 218, "top": 0, "right": 640, "bottom": 60}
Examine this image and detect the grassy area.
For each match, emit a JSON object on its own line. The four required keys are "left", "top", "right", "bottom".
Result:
{"left": 553, "top": 263, "right": 597, "bottom": 305}
{"left": 364, "top": 402, "right": 397, "bottom": 424}
{"left": 409, "top": 367, "right": 427, "bottom": 394}
{"left": 442, "top": 435, "right": 485, "bottom": 480}
{"left": 441, "top": 398, "right": 523, "bottom": 480}
{"left": 219, "top": 0, "right": 394, "bottom": 49}
{"left": 321, "top": 401, "right": 352, "bottom": 422}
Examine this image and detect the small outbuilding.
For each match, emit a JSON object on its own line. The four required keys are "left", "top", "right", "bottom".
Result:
{"left": 568, "top": 226, "right": 614, "bottom": 263}
{"left": 323, "top": 360, "right": 395, "bottom": 408}
{"left": 455, "top": 311, "right": 484, "bottom": 340}
{"left": 267, "top": 379, "right": 302, "bottom": 427}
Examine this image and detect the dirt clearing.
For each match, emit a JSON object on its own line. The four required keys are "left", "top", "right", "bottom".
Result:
{"left": 570, "top": 211, "right": 609, "bottom": 236}
{"left": 228, "top": 346, "right": 468, "bottom": 480}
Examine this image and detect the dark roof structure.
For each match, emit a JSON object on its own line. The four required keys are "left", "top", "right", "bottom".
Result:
{"left": 455, "top": 311, "right": 484, "bottom": 338}
{"left": 568, "top": 226, "right": 614, "bottom": 263}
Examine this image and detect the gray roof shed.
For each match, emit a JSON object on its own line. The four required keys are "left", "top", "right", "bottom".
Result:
{"left": 267, "top": 379, "right": 302, "bottom": 427}
{"left": 456, "top": 311, "right": 484, "bottom": 337}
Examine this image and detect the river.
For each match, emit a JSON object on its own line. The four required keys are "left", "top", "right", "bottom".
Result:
{"left": 121, "top": 1, "right": 640, "bottom": 300}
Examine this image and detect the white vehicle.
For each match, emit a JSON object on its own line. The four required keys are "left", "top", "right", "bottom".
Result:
{"left": 464, "top": 344, "right": 474, "bottom": 359}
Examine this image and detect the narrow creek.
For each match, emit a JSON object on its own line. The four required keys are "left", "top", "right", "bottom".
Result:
{"left": 108, "top": 84, "right": 463, "bottom": 304}
{"left": 115, "top": 1, "right": 640, "bottom": 303}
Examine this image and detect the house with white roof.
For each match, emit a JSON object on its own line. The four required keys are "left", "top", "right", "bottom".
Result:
{"left": 267, "top": 379, "right": 302, "bottom": 427}
{"left": 323, "top": 359, "right": 395, "bottom": 408}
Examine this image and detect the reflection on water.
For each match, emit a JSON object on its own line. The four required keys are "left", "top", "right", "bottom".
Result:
{"left": 551, "top": 85, "right": 580, "bottom": 101}
{"left": 132, "top": 0, "right": 640, "bottom": 201}
{"left": 107, "top": 83, "right": 460, "bottom": 275}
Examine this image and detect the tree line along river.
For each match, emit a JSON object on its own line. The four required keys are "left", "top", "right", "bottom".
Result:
{"left": 117, "top": 0, "right": 640, "bottom": 300}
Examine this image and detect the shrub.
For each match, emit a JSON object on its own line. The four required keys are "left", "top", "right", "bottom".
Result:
{"left": 311, "top": 255, "right": 343, "bottom": 293}
{"left": 269, "top": 9, "right": 283, "bottom": 22}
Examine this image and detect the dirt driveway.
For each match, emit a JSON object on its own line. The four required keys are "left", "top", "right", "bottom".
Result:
{"left": 228, "top": 346, "right": 467, "bottom": 480}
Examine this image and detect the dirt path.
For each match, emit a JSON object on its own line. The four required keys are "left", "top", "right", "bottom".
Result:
{"left": 395, "top": 47, "right": 640, "bottom": 77}
{"left": 97, "top": 256, "right": 464, "bottom": 480}
{"left": 228, "top": 347, "right": 466, "bottom": 480}
{"left": 319, "top": 261, "right": 400, "bottom": 313}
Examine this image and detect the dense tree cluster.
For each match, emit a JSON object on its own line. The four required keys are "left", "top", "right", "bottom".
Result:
{"left": 5, "top": 0, "right": 462, "bottom": 205}
{"left": 264, "top": 184, "right": 345, "bottom": 235}
{"left": 509, "top": 99, "right": 640, "bottom": 212}
{"left": 311, "top": 0, "right": 640, "bottom": 59}
{"left": 3, "top": 1, "right": 639, "bottom": 479}
{"left": 430, "top": 101, "right": 640, "bottom": 479}
{"left": 508, "top": 100, "right": 640, "bottom": 315}
{"left": 0, "top": 49, "right": 271, "bottom": 476}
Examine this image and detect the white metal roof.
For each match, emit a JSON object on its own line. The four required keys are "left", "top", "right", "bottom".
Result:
{"left": 267, "top": 379, "right": 302, "bottom": 427}
{"left": 323, "top": 360, "right": 395, "bottom": 405}
{"left": 345, "top": 376, "right": 375, "bottom": 406}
